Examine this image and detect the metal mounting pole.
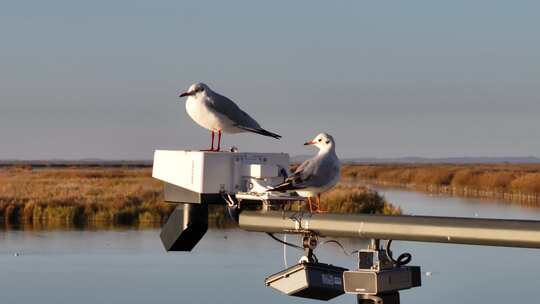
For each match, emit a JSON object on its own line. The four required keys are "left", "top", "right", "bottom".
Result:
{"left": 239, "top": 211, "right": 540, "bottom": 248}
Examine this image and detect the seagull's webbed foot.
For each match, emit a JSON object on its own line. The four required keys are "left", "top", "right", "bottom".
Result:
{"left": 306, "top": 194, "right": 327, "bottom": 213}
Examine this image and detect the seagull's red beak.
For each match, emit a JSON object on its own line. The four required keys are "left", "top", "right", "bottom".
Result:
{"left": 179, "top": 91, "right": 193, "bottom": 98}
{"left": 303, "top": 141, "right": 316, "bottom": 145}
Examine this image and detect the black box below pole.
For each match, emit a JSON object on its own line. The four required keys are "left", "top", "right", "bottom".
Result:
{"left": 160, "top": 203, "right": 208, "bottom": 251}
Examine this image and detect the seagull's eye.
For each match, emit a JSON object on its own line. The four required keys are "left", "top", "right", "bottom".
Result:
{"left": 325, "top": 140, "right": 330, "bottom": 144}
{"left": 318, "top": 138, "right": 322, "bottom": 142}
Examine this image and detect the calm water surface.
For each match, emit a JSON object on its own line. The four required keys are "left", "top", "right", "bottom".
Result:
{"left": 2, "top": 189, "right": 540, "bottom": 304}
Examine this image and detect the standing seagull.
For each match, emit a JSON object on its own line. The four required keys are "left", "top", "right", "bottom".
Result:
{"left": 271, "top": 133, "right": 340, "bottom": 212}
{"left": 178, "top": 83, "right": 281, "bottom": 151}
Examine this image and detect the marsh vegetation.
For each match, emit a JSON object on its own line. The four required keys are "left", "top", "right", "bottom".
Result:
{"left": 343, "top": 164, "right": 540, "bottom": 205}
{"left": 0, "top": 166, "right": 399, "bottom": 228}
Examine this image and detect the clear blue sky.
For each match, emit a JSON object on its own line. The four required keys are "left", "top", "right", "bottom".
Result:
{"left": 1, "top": 0, "right": 539, "bottom": 159}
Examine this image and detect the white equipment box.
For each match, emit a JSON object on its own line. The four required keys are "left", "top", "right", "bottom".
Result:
{"left": 152, "top": 150, "right": 289, "bottom": 204}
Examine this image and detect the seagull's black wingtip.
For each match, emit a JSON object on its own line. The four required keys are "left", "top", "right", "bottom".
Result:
{"left": 270, "top": 182, "right": 296, "bottom": 192}
{"left": 255, "top": 128, "right": 282, "bottom": 139}
{"left": 237, "top": 126, "right": 282, "bottom": 139}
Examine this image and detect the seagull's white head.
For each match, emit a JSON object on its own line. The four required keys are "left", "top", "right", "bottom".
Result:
{"left": 179, "top": 82, "right": 211, "bottom": 99}
{"left": 304, "top": 133, "right": 336, "bottom": 152}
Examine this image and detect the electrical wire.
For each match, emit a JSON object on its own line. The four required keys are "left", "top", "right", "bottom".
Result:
{"left": 322, "top": 240, "right": 357, "bottom": 256}
{"left": 322, "top": 239, "right": 411, "bottom": 267}
{"left": 267, "top": 233, "right": 319, "bottom": 263}
{"left": 386, "top": 239, "right": 412, "bottom": 266}
{"left": 283, "top": 234, "right": 288, "bottom": 268}
{"left": 266, "top": 233, "right": 303, "bottom": 250}
{"left": 220, "top": 192, "right": 237, "bottom": 207}
{"left": 322, "top": 239, "right": 359, "bottom": 256}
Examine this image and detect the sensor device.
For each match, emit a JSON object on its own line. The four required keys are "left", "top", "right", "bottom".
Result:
{"left": 265, "top": 262, "right": 347, "bottom": 301}
{"left": 153, "top": 150, "right": 297, "bottom": 252}
{"left": 343, "top": 266, "right": 421, "bottom": 295}
{"left": 152, "top": 150, "right": 289, "bottom": 204}
{"left": 343, "top": 248, "right": 421, "bottom": 301}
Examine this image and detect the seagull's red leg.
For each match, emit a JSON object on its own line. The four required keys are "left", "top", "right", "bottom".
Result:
{"left": 216, "top": 130, "right": 222, "bottom": 152}
{"left": 202, "top": 131, "right": 215, "bottom": 151}
{"left": 316, "top": 194, "right": 327, "bottom": 213}
{"left": 307, "top": 197, "right": 313, "bottom": 213}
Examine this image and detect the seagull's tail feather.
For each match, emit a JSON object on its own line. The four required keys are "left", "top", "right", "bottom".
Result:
{"left": 269, "top": 181, "right": 298, "bottom": 192}
{"left": 238, "top": 126, "right": 282, "bottom": 139}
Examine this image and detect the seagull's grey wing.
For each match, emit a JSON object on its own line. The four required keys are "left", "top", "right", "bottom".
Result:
{"left": 206, "top": 92, "right": 281, "bottom": 139}
{"left": 272, "top": 155, "right": 339, "bottom": 191}
{"left": 283, "top": 158, "right": 314, "bottom": 185}
{"left": 285, "top": 156, "right": 333, "bottom": 188}
{"left": 207, "top": 92, "right": 262, "bottom": 129}
{"left": 271, "top": 158, "right": 315, "bottom": 191}
{"left": 297, "top": 158, "right": 333, "bottom": 188}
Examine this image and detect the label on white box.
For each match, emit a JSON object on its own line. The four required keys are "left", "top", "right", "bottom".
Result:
{"left": 248, "top": 164, "right": 278, "bottom": 178}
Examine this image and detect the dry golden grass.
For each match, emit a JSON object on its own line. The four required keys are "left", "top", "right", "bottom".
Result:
{"left": 0, "top": 167, "right": 173, "bottom": 227}
{"left": 0, "top": 166, "right": 399, "bottom": 228}
{"left": 510, "top": 173, "right": 540, "bottom": 193}
{"left": 319, "top": 185, "right": 401, "bottom": 215}
{"left": 343, "top": 164, "right": 540, "bottom": 194}
{"left": 282, "top": 185, "right": 401, "bottom": 215}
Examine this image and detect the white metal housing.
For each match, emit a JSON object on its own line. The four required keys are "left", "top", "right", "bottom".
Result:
{"left": 152, "top": 150, "right": 289, "bottom": 195}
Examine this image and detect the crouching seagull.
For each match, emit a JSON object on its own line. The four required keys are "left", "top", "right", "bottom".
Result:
{"left": 271, "top": 133, "right": 340, "bottom": 212}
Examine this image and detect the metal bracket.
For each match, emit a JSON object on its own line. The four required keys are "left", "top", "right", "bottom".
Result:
{"left": 300, "top": 232, "right": 318, "bottom": 263}
{"left": 358, "top": 239, "right": 394, "bottom": 272}
{"left": 357, "top": 292, "right": 400, "bottom": 304}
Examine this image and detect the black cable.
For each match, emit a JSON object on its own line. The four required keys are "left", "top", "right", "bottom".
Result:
{"left": 266, "top": 233, "right": 320, "bottom": 263}
{"left": 322, "top": 240, "right": 359, "bottom": 256}
{"left": 312, "top": 253, "right": 319, "bottom": 263}
{"left": 386, "top": 240, "right": 412, "bottom": 266}
{"left": 266, "top": 233, "right": 303, "bottom": 250}
{"left": 323, "top": 239, "right": 411, "bottom": 266}
{"left": 226, "top": 205, "right": 239, "bottom": 223}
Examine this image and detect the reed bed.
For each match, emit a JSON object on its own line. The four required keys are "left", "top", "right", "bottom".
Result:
{"left": 343, "top": 164, "right": 540, "bottom": 205}
{"left": 314, "top": 185, "right": 400, "bottom": 215}
{"left": 0, "top": 166, "right": 173, "bottom": 228}
{"left": 0, "top": 166, "right": 399, "bottom": 228}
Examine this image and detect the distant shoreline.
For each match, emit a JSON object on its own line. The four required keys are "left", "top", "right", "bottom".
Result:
{"left": 0, "top": 161, "right": 152, "bottom": 168}
{"left": 343, "top": 164, "right": 540, "bottom": 207}
{"left": 3, "top": 156, "right": 540, "bottom": 169}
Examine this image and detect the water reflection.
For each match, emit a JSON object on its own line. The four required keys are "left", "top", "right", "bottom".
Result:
{"left": 374, "top": 186, "right": 540, "bottom": 220}
{"left": 1, "top": 190, "right": 540, "bottom": 304}
{"left": 0, "top": 220, "right": 162, "bottom": 231}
